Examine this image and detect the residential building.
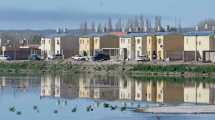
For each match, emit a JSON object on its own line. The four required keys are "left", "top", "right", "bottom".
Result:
{"left": 94, "top": 32, "right": 125, "bottom": 58}
{"left": 79, "top": 35, "right": 94, "bottom": 56}
{"left": 54, "top": 35, "right": 79, "bottom": 58}
{"left": 40, "top": 37, "right": 55, "bottom": 59}
{"left": 119, "top": 33, "right": 137, "bottom": 60}
{"left": 156, "top": 32, "right": 184, "bottom": 61}
{"left": 41, "top": 33, "right": 79, "bottom": 59}
{"left": 184, "top": 31, "right": 215, "bottom": 61}
{"left": 134, "top": 33, "right": 151, "bottom": 60}
{"left": 147, "top": 35, "right": 157, "bottom": 60}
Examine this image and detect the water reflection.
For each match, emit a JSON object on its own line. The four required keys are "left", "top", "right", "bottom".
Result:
{"left": 1, "top": 75, "right": 215, "bottom": 105}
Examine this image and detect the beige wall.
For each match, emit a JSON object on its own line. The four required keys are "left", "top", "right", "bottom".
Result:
{"left": 55, "top": 36, "right": 79, "bottom": 58}
{"left": 157, "top": 34, "right": 184, "bottom": 60}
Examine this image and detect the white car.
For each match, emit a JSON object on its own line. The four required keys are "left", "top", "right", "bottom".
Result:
{"left": 0, "top": 55, "right": 11, "bottom": 61}
{"left": 136, "top": 55, "right": 149, "bottom": 62}
{"left": 72, "top": 55, "right": 88, "bottom": 61}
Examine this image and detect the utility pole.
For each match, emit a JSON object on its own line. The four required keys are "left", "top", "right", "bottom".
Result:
{"left": 195, "top": 33, "right": 198, "bottom": 62}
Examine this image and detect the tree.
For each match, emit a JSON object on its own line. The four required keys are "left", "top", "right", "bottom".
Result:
{"left": 107, "top": 17, "right": 113, "bottom": 32}
{"left": 91, "top": 21, "right": 96, "bottom": 32}
{"left": 97, "top": 23, "right": 102, "bottom": 33}
{"left": 83, "top": 21, "right": 88, "bottom": 33}
{"left": 115, "top": 18, "right": 122, "bottom": 32}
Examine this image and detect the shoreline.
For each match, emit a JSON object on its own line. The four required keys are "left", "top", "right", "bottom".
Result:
{"left": 136, "top": 105, "right": 215, "bottom": 114}
{"left": 0, "top": 60, "right": 215, "bottom": 78}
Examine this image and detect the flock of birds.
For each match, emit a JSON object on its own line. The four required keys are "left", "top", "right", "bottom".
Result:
{"left": 8, "top": 100, "right": 137, "bottom": 116}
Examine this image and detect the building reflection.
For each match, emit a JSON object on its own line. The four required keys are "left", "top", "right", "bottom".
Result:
{"left": 41, "top": 74, "right": 79, "bottom": 99}
{"left": 119, "top": 76, "right": 135, "bottom": 100}
{"left": 184, "top": 82, "right": 215, "bottom": 104}
{"left": 156, "top": 81, "right": 184, "bottom": 104}
{"left": 40, "top": 74, "right": 215, "bottom": 105}
{"left": 79, "top": 74, "right": 119, "bottom": 100}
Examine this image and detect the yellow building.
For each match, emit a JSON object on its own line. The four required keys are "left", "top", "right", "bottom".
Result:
{"left": 184, "top": 31, "right": 215, "bottom": 61}
{"left": 54, "top": 35, "right": 79, "bottom": 58}
{"left": 119, "top": 34, "right": 135, "bottom": 60}
{"left": 134, "top": 33, "right": 150, "bottom": 60}
{"left": 79, "top": 35, "right": 94, "bottom": 56}
{"left": 94, "top": 32, "right": 124, "bottom": 58}
{"left": 147, "top": 35, "right": 157, "bottom": 60}
{"left": 156, "top": 32, "right": 184, "bottom": 61}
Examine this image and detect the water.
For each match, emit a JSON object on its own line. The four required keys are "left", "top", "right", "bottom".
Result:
{"left": 0, "top": 74, "right": 215, "bottom": 120}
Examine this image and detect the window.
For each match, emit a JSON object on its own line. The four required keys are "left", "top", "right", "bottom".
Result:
{"left": 137, "top": 51, "right": 140, "bottom": 56}
{"left": 137, "top": 39, "right": 140, "bottom": 44}
{"left": 158, "top": 39, "right": 162, "bottom": 44}
{"left": 148, "top": 39, "right": 151, "bottom": 44}
{"left": 186, "top": 39, "right": 189, "bottom": 44}
{"left": 57, "top": 40, "right": 60, "bottom": 45}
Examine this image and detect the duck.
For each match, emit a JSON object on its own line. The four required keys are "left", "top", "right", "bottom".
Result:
{"left": 103, "top": 103, "right": 110, "bottom": 108}
{"left": 120, "top": 106, "right": 126, "bottom": 111}
{"left": 53, "top": 110, "right": 58, "bottom": 114}
{"left": 16, "top": 111, "right": 22, "bottom": 115}
{"left": 110, "top": 106, "right": 117, "bottom": 110}
{"left": 9, "top": 106, "right": 16, "bottom": 112}
{"left": 71, "top": 107, "right": 77, "bottom": 112}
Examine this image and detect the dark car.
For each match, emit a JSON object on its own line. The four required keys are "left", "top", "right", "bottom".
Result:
{"left": 93, "top": 53, "right": 110, "bottom": 61}
{"left": 29, "top": 54, "right": 41, "bottom": 60}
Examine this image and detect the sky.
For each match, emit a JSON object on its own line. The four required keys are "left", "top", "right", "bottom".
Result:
{"left": 0, "top": 0, "right": 214, "bottom": 29}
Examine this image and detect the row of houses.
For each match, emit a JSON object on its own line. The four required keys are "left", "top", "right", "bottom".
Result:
{"left": 40, "top": 31, "right": 215, "bottom": 62}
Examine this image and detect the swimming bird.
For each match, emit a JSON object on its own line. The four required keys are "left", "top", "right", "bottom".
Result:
{"left": 9, "top": 106, "right": 16, "bottom": 112}
{"left": 120, "top": 106, "right": 126, "bottom": 111}
{"left": 110, "top": 106, "right": 117, "bottom": 110}
{"left": 53, "top": 110, "right": 58, "bottom": 114}
{"left": 103, "top": 103, "right": 110, "bottom": 108}
{"left": 72, "top": 107, "right": 77, "bottom": 112}
{"left": 86, "top": 105, "right": 93, "bottom": 112}
{"left": 33, "top": 105, "right": 38, "bottom": 110}
{"left": 16, "top": 111, "right": 22, "bottom": 115}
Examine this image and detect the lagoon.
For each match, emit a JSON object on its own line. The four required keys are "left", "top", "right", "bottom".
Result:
{"left": 0, "top": 74, "right": 215, "bottom": 120}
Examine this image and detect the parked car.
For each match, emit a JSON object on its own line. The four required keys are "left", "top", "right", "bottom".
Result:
{"left": 136, "top": 55, "right": 150, "bottom": 62}
{"left": 92, "top": 53, "right": 110, "bottom": 61}
{"left": 72, "top": 55, "right": 88, "bottom": 61}
{"left": 0, "top": 55, "right": 12, "bottom": 61}
{"left": 29, "top": 54, "right": 41, "bottom": 60}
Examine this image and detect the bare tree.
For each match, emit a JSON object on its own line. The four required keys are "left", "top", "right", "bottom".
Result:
{"left": 83, "top": 21, "right": 88, "bottom": 33}
{"left": 115, "top": 18, "right": 122, "bottom": 32}
{"left": 107, "top": 17, "right": 113, "bottom": 32}
{"left": 91, "top": 21, "right": 96, "bottom": 32}
{"left": 97, "top": 23, "right": 102, "bottom": 33}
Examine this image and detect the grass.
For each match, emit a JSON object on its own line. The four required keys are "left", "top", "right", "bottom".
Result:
{"left": 131, "top": 64, "right": 215, "bottom": 73}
